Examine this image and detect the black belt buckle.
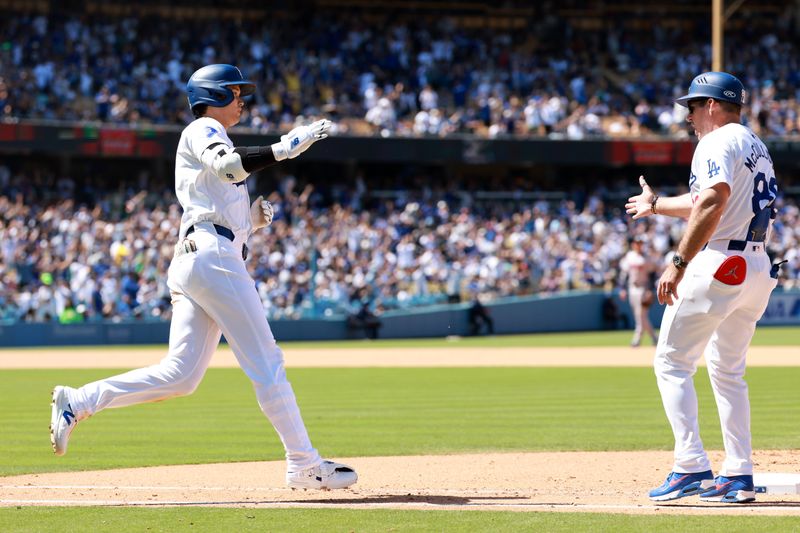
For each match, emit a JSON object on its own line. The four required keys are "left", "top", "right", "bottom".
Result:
{"left": 185, "top": 224, "right": 245, "bottom": 259}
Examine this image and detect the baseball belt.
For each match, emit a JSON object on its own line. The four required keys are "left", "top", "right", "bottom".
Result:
{"left": 178, "top": 224, "right": 249, "bottom": 260}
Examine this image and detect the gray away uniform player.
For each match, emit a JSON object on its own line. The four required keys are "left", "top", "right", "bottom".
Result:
{"left": 49, "top": 64, "right": 357, "bottom": 490}
{"left": 619, "top": 237, "right": 658, "bottom": 347}
{"left": 626, "top": 72, "right": 779, "bottom": 503}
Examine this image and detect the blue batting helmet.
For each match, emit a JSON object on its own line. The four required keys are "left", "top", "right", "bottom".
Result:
{"left": 675, "top": 71, "right": 747, "bottom": 107}
{"left": 186, "top": 64, "right": 256, "bottom": 110}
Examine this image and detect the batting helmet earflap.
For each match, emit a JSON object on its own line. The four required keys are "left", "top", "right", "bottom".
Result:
{"left": 186, "top": 64, "right": 256, "bottom": 110}
{"left": 675, "top": 71, "right": 747, "bottom": 107}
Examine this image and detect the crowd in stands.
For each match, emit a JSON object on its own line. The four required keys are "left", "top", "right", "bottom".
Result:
{"left": 2, "top": 3, "right": 800, "bottom": 139}
{"left": 2, "top": 4, "right": 800, "bottom": 324}
{"left": 1, "top": 167, "right": 797, "bottom": 324}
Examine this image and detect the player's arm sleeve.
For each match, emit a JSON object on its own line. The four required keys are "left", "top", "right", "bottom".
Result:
{"left": 232, "top": 146, "right": 281, "bottom": 172}
{"left": 198, "top": 142, "right": 281, "bottom": 182}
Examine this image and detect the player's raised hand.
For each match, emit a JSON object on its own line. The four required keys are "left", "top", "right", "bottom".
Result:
{"left": 625, "top": 175, "right": 656, "bottom": 219}
{"left": 308, "top": 118, "right": 331, "bottom": 140}
{"left": 271, "top": 119, "right": 333, "bottom": 161}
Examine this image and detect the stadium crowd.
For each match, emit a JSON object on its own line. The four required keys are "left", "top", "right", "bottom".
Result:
{"left": 0, "top": 167, "right": 797, "bottom": 324}
{"left": 2, "top": 3, "right": 800, "bottom": 139}
{"left": 2, "top": 3, "right": 800, "bottom": 324}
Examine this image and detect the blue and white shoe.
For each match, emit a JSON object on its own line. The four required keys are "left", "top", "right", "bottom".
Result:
{"left": 649, "top": 470, "right": 714, "bottom": 501}
{"left": 50, "top": 386, "right": 78, "bottom": 456}
{"left": 699, "top": 475, "right": 756, "bottom": 503}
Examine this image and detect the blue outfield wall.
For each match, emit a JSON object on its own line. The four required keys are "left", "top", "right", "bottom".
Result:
{"left": 0, "top": 319, "right": 348, "bottom": 347}
{"left": 0, "top": 290, "right": 798, "bottom": 347}
{"left": 377, "top": 292, "right": 609, "bottom": 339}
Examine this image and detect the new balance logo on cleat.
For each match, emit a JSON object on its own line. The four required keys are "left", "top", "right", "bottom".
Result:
{"left": 50, "top": 386, "right": 79, "bottom": 456}
{"left": 63, "top": 405, "right": 75, "bottom": 425}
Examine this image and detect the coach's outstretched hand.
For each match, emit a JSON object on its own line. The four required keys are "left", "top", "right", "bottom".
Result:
{"left": 271, "top": 119, "right": 332, "bottom": 161}
{"left": 625, "top": 176, "right": 657, "bottom": 219}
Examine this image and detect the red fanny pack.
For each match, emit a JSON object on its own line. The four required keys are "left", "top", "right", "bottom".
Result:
{"left": 713, "top": 255, "right": 746, "bottom": 285}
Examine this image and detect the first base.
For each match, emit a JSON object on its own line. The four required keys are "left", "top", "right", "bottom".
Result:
{"left": 753, "top": 473, "right": 800, "bottom": 494}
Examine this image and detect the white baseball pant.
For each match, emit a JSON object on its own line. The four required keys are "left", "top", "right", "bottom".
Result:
{"left": 68, "top": 222, "right": 321, "bottom": 471}
{"left": 655, "top": 241, "right": 777, "bottom": 476}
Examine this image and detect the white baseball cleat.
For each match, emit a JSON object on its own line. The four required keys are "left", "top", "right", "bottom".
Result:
{"left": 286, "top": 460, "right": 358, "bottom": 490}
{"left": 50, "top": 386, "right": 78, "bottom": 456}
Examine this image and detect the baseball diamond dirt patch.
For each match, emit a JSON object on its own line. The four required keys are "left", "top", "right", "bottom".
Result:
{"left": 3, "top": 345, "right": 799, "bottom": 514}
{"left": 3, "top": 451, "right": 800, "bottom": 515}
{"left": 1, "top": 345, "right": 798, "bottom": 369}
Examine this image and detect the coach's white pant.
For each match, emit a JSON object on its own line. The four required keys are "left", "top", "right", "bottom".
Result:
{"left": 655, "top": 243, "right": 776, "bottom": 476}
{"left": 69, "top": 224, "right": 321, "bottom": 471}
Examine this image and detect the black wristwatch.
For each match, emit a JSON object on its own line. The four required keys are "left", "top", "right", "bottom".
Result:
{"left": 672, "top": 254, "right": 689, "bottom": 270}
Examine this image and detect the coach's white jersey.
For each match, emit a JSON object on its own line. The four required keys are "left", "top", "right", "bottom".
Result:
{"left": 689, "top": 123, "right": 778, "bottom": 244}
{"left": 175, "top": 117, "right": 252, "bottom": 240}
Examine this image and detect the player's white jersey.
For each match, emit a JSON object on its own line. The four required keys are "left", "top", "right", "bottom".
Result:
{"left": 689, "top": 123, "right": 778, "bottom": 244}
{"left": 175, "top": 116, "right": 252, "bottom": 240}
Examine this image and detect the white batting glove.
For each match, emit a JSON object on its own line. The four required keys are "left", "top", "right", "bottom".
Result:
{"left": 250, "top": 195, "right": 274, "bottom": 230}
{"left": 271, "top": 119, "right": 332, "bottom": 161}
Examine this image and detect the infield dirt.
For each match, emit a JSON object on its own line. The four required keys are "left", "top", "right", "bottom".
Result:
{"left": 1, "top": 344, "right": 797, "bottom": 369}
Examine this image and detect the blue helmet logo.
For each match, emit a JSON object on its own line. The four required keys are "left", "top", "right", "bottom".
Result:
{"left": 675, "top": 71, "right": 746, "bottom": 107}
{"left": 186, "top": 64, "right": 256, "bottom": 110}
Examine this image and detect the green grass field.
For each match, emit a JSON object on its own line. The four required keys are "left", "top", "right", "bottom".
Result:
{"left": 3, "top": 507, "right": 800, "bottom": 533}
{"left": 5, "top": 367, "right": 800, "bottom": 476}
{"left": 2, "top": 328, "right": 799, "bottom": 531}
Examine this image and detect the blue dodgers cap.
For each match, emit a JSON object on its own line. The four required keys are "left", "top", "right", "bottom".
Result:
{"left": 675, "top": 71, "right": 747, "bottom": 107}
{"left": 186, "top": 64, "right": 256, "bottom": 109}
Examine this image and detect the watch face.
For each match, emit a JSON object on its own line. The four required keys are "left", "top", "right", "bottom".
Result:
{"left": 673, "top": 255, "right": 685, "bottom": 268}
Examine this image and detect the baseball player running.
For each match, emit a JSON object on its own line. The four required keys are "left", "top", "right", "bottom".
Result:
{"left": 49, "top": 64, "right": 357, "bottom": 490}
{"left": 626, "top": 72, "right": 779, "bottom": 503}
